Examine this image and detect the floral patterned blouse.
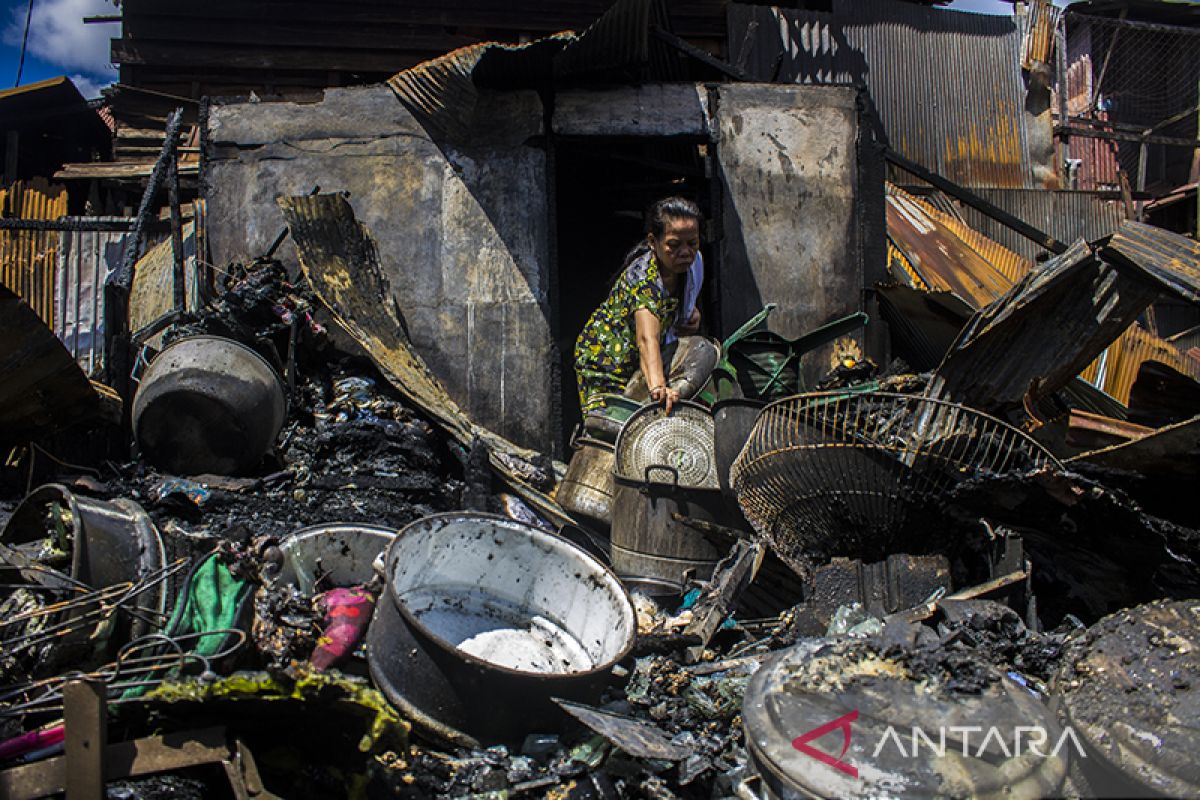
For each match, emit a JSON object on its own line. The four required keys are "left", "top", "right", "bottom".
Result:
{"left": 574, "top": 251, "right": 680, "bottom": 413}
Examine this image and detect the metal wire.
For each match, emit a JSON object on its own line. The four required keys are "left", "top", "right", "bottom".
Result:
{"left": 0, "top": 628, "right": 247, "bottom": 718}
{"left": 730, "top": 391, "right": 1061, "bottom": 576}
{"left": 0, "top": 559, "right": 189, "bottom": 669}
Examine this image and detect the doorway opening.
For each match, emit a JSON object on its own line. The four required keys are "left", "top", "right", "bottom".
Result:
{"left": 552, "top": 136, "right": 712, "bottom": 453}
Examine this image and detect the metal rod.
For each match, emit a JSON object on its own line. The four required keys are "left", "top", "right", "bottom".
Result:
{"left": 884, "top": 149, "right": 1069, "bottom": 254}
{"left": 168, "top": 146, "right": 185, "bottom": 314}
{"left": 0, "top": 218, "right": 135, "bottom": 232}
{"left": 1087, "top": 8, "right": 1126, "bottom": 116}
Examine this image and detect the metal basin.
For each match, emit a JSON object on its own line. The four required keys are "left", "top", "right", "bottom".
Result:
{"left": 367, "top": 513, "right": 635, "bottom": 745}
{"left": 132, "top": 335, "right": 286, "bottom": 476}
{"left": 274, "top": 523, "right": 398, "bottom": 596}
{"left": 1, "top": 484, "right": 166, "bottom": 672}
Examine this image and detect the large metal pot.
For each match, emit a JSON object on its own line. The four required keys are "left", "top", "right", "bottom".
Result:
{"left": 609, "top": 473, "right": 727, "bottom": 590}
{"left": 1, "top": 484, "right": 166, "bottom": 671}
{"left": 132, "top": 335, "right": 286, "bottom": 476}
{"left": 556, "top": 435, "right": 615, "bottom": 530}
{"left": 609, "top": 401, "right": 729, "bottom": 589}
{"left": 367, "top": 513, "right": 635, "bottom": 746}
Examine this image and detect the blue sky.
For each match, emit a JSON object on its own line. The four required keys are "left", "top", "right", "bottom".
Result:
{"left": 0, "top": 0, "right": 1063, "bottom": 100}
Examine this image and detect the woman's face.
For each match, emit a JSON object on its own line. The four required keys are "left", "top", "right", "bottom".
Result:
{"left": 649, "top": 216, "right": 700, "bottom": 275}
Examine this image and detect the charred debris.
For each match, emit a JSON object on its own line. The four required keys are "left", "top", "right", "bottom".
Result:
{"left": 3, "top": 1, "right": 1200, "bottom": 798}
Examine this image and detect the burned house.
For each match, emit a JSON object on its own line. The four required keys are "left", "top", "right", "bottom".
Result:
{"left": 2, "top": 0, "right": 1200, "bottom": 797}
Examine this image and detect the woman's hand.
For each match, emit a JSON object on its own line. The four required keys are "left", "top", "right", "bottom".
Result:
{"left": 677, "top": 307, "right": 701, "bottom": 336}
{"left": 649, "top": 384, "right": 681, "bottom": 415}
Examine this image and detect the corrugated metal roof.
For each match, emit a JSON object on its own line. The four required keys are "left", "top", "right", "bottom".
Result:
{"left": 1022, "top": 0, "right": 1061, "bottom": 70}
{"left": 1105, "top": 219, "right": 1200, "bottom": 304}
{"left": 952, "top": 188, "right": 1125, "bottom": 261}
{"left": 886, "top": 183, "right": 1032, "bottom": 307}
{"left": 388, "top": 33, "right": 573, "bottom": 142}
{"left": 388, "top": 0, "right": 682, "bottom": 142}
{"left": 555, "top": 0, "right": 680, "bottom": 81}
{"left": 728, "top": 0, "right": 1056, "bottom": 189}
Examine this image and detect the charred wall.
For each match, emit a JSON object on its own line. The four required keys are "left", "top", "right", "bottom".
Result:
{"left": 202, "top": 85, "right": 555, "bottom": 454}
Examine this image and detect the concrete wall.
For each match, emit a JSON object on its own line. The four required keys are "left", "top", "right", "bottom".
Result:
{"left": 713, "top": 84, "right": 865, "bottom": 386}
{"left": 204, "top": 85, "right": 555, "bottom": 453}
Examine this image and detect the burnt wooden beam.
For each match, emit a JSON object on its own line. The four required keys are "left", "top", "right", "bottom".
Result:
{"left": 651, "top": 27, "right": 749, "bottom": 82}
{"left": 885, "top": 149, "right": 1070, "bottom": 255}
{"left": 683, "top": 540, "right": 764, "bottom": 662}
{"left": 106, "top": 106, "right": 183, "bottom": 394}
{"left": 1054, "top": 124, "right": 1200, "bottom": 149}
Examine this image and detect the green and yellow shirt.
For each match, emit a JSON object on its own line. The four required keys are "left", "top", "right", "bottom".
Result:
{"left": 574, "top": 251, "right": 679, "bottom": 412}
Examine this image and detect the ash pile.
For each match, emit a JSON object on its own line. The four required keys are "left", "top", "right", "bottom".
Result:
{"left": 2, "top": 209, "right": 1200, "bottom": 800}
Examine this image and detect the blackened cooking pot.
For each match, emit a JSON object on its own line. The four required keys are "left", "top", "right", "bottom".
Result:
{"left": 366, "top": 513, "right": 635, "bottom": 746}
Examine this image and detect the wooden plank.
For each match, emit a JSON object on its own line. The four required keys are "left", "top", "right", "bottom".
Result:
{"left": 554, "top": 84, "right": 710, "bottom": 137}
{"left": 112, "top": 38, "right": 480, "bottom": 71}
{"left": 64, "top": 680, "right": 107, "bottom": 800}
{"left": 55, "top": 161, "right": 200, "bottom": 180}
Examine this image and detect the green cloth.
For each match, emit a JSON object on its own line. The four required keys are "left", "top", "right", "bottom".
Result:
{"left": 121, "top": 552, "right": 252, "bottom": 699}
{"left": 164, "top": 552, "right": 252, "bottom": 658}
{"left": 574, "top": 251, "right": 679, "bottom": 412}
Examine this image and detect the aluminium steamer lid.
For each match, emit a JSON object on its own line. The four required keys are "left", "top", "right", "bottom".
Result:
{"left": 613, "top": 400, "right": 718, "bottom": 489}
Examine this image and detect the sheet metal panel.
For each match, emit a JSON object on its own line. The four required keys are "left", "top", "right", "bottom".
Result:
{"left": 1021, "top": 0, "right": 1060, "bottom": 71}
{"left": 885, "top": 184, "right": 1031, "bottom": 308}
{"left": 1105, "top": 219, "right": 1200, "bottom": 304}
{"left": 1078, "top": 322, "right": 1200, "bottom": 405}
{"left": 728, "top": 1, "right": 1054, "bottom": 189}
{"left": 0, "top": 179, "right": 68, "bottom": 326}
{"left": 955, "top": 188, "right": 1124, "bottom": 262}
{"left": 53, "top": 221, "right": 134, "bottom": 378}
{"left": 885, "top": 188, "right": 1191, "bottom": 405}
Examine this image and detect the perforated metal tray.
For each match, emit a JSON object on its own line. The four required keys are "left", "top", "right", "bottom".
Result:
{"left": 613, "top": 400, "right": 719, "bottom": 489}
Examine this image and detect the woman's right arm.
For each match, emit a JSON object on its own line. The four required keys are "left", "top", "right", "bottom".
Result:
{"left": 635, "top": 308, "right": 679, "bottom": 414}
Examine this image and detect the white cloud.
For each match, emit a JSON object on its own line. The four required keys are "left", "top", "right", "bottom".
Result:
{"left": 69, "top": 72, "right": 104, "bottom": 99}
{"left": 4, "top": 0, "right": 116, "bottom": 78}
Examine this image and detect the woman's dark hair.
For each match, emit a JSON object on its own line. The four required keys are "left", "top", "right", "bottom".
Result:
{"left": 620, "top": 196, "right": 702, "bottom": 269}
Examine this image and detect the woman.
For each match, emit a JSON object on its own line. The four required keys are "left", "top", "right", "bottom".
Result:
{"left": 574, "top": 197, "right": 704, "bottom": 417}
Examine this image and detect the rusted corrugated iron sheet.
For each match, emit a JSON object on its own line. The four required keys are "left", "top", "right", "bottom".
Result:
{"left": 1062, "top": 22, "right": 1123, "bottom": 190}
{"left": 555, "top": 0, "right": 679, "bottom": 80}
{"left": 388, "top": 0, "right": 681, "bottom": 142}
{"left": 931, "top": 221, "right": 1200, "bottom": 413}
{"left": 929, "top": 240, "right": 1163, "bottom": 412}
{"left": 888, "top": 190, "right": 1195, "bottom": 402}
{"left": 1105, "top": 220, "right": 1200, "bottom": 305}
{"left": 0, "top": 178, "right": 68, "bottom": 327}
{"left": 886, "top": 184, "right": 1031, "bottom": 307}
{"left": 728, "top": 1, "right": 1054, "bottom": 189}
{"left": 1021, "top": 0, "right": 1060, "bottom": 71}
{"left": 1079, "top": 322, "right": 1200, "bottom": 405}
{"left": 954, "top": 188, "right": 1124, "bottom": 262}
{"left": 388, "top": 33, "right": 572, "bottom": 142}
